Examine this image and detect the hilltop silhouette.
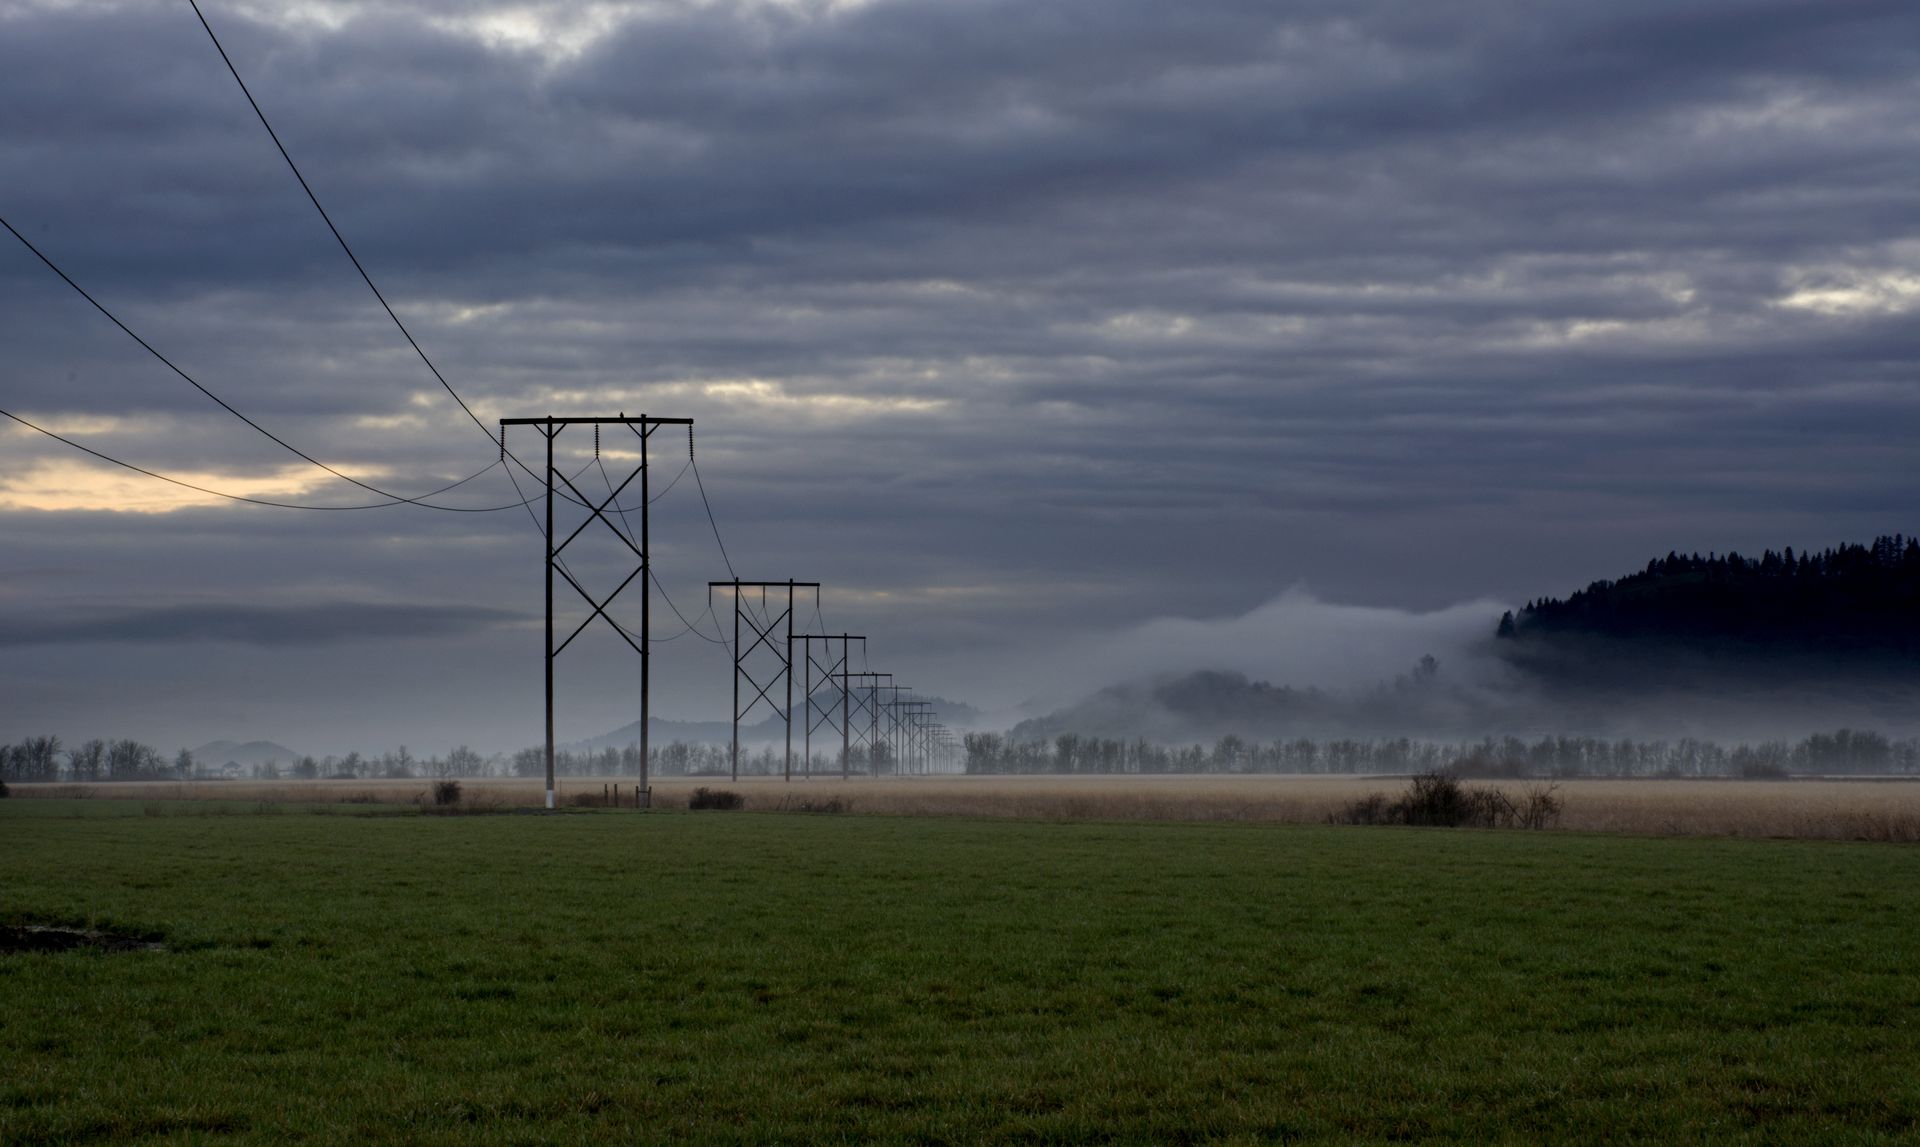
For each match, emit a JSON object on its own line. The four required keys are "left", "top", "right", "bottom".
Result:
{"left": 1496, "top": 535, "right": 1920, "bottom": 681}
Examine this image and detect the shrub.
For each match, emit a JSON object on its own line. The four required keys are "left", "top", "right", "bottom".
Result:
{"left": 0, "top": 779, "right": 9, "bottom": 799}
{"left": 1399, "top": 772, "right": 1478, "bottom": 826}
{"left": 1337, "top": 791, "right": 1391, "bottom": 825}
{"left": 1330, "top": 772, "right": 1561, "bottom": 830}
{"left": 1515, "top": 783, "right": 1564, "bottom": 829}
{"left": 688, "top": 787, "right": 744, "bottom": 811}
{"left": 431, "top": 780, "right": 462, "bottom": 807}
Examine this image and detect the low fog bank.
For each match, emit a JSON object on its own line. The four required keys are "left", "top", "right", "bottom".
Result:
{"left": 1090, "top": 589, "right": 1512, "bottom": 696}
{"left": 1006, "top": 588, "right": 1920, "bottom": 747}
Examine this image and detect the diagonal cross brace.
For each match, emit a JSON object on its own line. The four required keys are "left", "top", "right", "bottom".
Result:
{"left": 553, "top": 465, "right": 646, "bottom": 561}
{"left": 736, "top": 662, "right": 787, "bottom": 725}
{"left": 736, "top": 605, "right": 790, "bottom": 664}
{"left": 553, "top": 562, "right": 645, "bottom": 657}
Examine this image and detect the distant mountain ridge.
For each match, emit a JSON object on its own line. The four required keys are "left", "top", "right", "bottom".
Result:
{"left": 191, "top": 740, "right": 300, "bottom": 767}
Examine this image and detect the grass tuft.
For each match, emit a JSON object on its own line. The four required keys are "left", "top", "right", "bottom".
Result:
{"left": 776, "top": 794, "right": 849, "bottom": 814}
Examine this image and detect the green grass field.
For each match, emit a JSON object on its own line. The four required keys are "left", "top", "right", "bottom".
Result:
{"left": 3, "top": 800, "right": 1918, "bottom": 1144}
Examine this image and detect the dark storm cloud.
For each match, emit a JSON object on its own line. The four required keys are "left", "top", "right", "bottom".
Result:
{"left": 2, "top": 0, "right": 1918, "bottom": 749}
{"left": 0, "top": 600, "right": 523, "bottom": 647}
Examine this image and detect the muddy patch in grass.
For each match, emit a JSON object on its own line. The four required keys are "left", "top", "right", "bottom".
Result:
{"left": 1, "top": 924, "right": 165, "bottom": 954}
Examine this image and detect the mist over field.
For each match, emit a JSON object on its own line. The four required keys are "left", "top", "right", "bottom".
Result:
{"left": 1003, "top": 587, "right": 1509, "bottom": 712}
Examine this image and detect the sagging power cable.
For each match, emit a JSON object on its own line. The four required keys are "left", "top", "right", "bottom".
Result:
{"left": 0, "top": 406, "right": 512, "bottom": 511}
{"left": 188, "top": 0, "right": 498, "bottom": 449}
{"left": 687, "top": 428, "right": 737, "bottom": 581}
{"left": 0, "top": 215, "right": 528, "bottom": 511}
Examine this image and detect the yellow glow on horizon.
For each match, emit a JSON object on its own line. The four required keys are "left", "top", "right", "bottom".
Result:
{"left": 7, "top": 412, "right": 137, "bottom": 436}
{"left": 0, "top": 458, "right": 388, "bottom": 514}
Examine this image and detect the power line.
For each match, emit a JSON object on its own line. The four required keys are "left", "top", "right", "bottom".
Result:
{"left": 189, "top": 0, "right": 608, "bottom": 520}
{"left": 688, "top": 431, "right": 737, "bottom": 579}
{"left": 0, "top": 214, "right": 515, "bottom": 511}
{"left": 186, "top": 5, "right": 848, "bottom": 706}
{"left": 646, "top": 573, "right": 728, "bottom": 646}
{"left": 0, "top": 406, "right": 512, "bottom": 511}
{"left": 502, "top": 440, "right": 611, "bottom": 512}
{"left": 187, "top": 0, "right": 498, "bottom": 449}
{"left": 191, "top": 0, "right": 645, "bottom": 529}
{"left": 594, "top": 454, "right": 639, "bottom": 546}
{"left": 589, "top": 453, "right": 728, "bottom": 648}
{"left": 497, "top": 436, "right": 639, "bottom": 660}
{"left": 648, "top": 457, "right": 690, "bottom": 505}
{"left": 187, "top": 3, "right": 740, "bottom": 548}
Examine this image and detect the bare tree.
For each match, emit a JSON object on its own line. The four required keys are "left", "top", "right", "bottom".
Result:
{"left": 68, "top": 740, "right": 105, "bottom": 782}
{"left": 106, "top": 739, "right": 161, "bottom": 780}
{"left": 446, "top": 745, "right": 485, "bottom": 777}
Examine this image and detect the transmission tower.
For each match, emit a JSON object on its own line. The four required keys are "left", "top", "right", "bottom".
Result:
{"left": 798, "top": 634, "right": 865, "bottom": 779}
{"left": 501, "top": 414, "right": 692, "bottom": 810}
{"left": 845, "top": 671, "right": 890, "bottom": 775}
{"left": 876, "top": 682, "right": 910, "bottom": 775}
{"left": 708, "top": 579, "right": 820, "bottom": 782}
{"left": 897, "top": 700, "right": 936, "bottom": 774}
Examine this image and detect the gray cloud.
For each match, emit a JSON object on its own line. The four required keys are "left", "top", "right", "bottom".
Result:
{"left": 1, "top": 0, "right": 1917, "bottom": 751}
{"left": 0, "top": 601, "right": 523, "bottom": 646}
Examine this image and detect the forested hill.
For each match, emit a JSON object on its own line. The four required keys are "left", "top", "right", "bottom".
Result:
{"left": 1496, "top": 536, "right": 1920, "bottom": 661}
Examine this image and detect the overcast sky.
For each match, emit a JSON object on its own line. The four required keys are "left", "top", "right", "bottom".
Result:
{"left": 3, "top": 0, "right": 1917, "bottom": 756}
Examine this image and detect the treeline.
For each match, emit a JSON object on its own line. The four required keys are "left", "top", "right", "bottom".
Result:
{"left": 508, "top": 742, "right": 897, "bottom": 777}
{"left": 1, "top": 736, "right": 900, "bottom": 782}
{"left": 1498, "top": 535, "right": 1920, "bottom": 654}
{"left": 0, "top": 737, "right": 176, "bottom": 782}
{"left": 0, "top": 738, "right": 493, "bottom": 782}
{"left": 961, "top": 729, "right": 1920, "bottom": 778}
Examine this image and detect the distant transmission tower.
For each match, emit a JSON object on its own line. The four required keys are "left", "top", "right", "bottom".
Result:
{"left": 708, "top": 579, "right": 820, "bottom": 782}
{"left": 896, "top": 700, "right": 936, "bottom": 774}
{"left": 798, "top": 634, "right": 865, "bottom": 779}
{"left": 845, "top": 670, "right": 890, "bottom": 776}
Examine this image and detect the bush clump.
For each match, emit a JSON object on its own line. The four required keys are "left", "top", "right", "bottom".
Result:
{"left": 1333, "top": 772, "right": 1561, "bottom": 829}
{"left": 776, "top": 794, "right": 848, "bottom": 814}
{"left": 431, "top": 780, "right": 462, "bottom": 807}
{"left": 688, "top": 787, "right": 744, "bottom": 811}
{"left": 0, "top": 779, "right": 10, "bottom": 799}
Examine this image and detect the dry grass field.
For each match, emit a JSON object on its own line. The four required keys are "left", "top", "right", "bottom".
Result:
{"left": 14, "top": 772, "right": 1920, "bottom": 839}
